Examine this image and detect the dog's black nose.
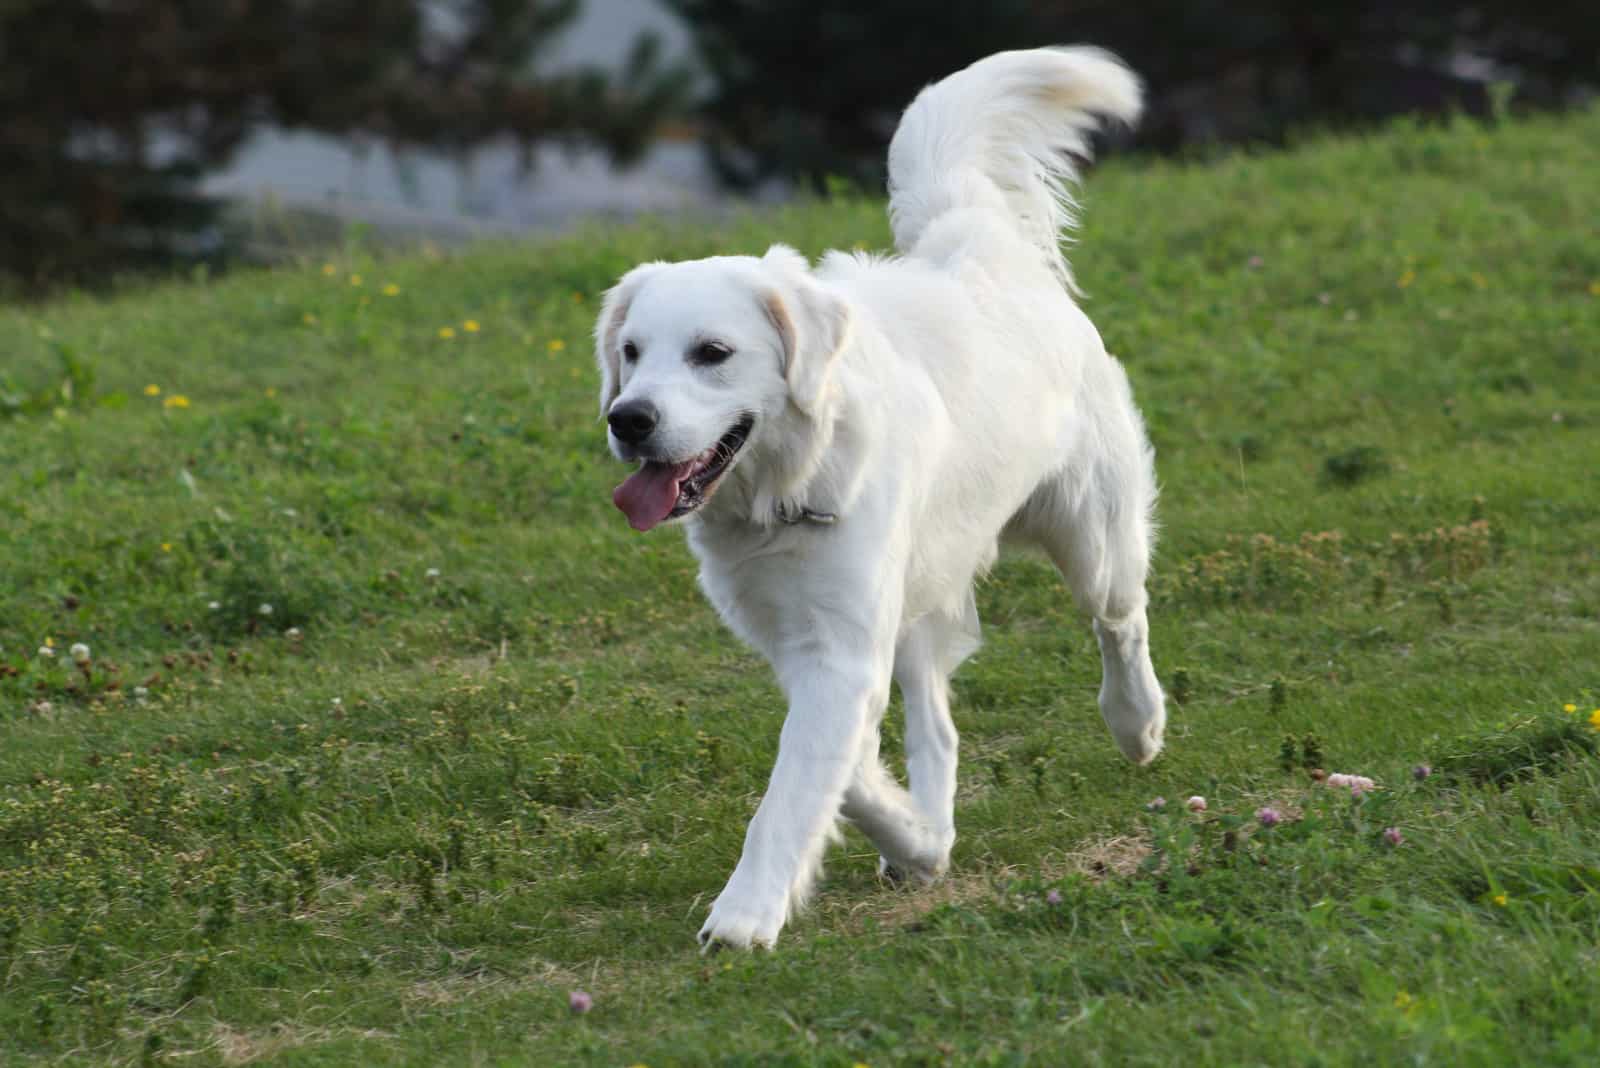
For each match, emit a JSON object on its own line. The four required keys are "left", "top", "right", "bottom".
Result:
{"left": 607, "top": 400, "right": 659, "bottom": 445}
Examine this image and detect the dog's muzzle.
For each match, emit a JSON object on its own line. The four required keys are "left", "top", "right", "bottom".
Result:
{"left": 612, "top": 414, "right": 754, "bottom": 531}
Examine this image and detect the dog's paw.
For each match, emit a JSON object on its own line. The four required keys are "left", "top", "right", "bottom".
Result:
{"left": 1104, "top": 697, "right": 1165, "bottom": 765}
{"left": 697, "top": 887, "right": 786, "bottom": 951}
{"left": 876, "top": 839, "right": 950, "bottom": 887}
{"left": 877, "top": 856, "right": 942, "bottom": 887}
{"left": 1099, "top": 676, "right": 1166, "bottom": 765}
{"left": 1127, "top": 722, "right": 1165, "bottom": 766}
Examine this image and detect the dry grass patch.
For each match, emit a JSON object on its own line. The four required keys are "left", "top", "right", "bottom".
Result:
{"left": 210, "top": 1021, "right": 395, "bottom": 1065}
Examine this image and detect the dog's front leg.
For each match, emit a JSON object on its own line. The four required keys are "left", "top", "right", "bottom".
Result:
{"left": 699, "top": 652, "right": 888, "bottom": 949}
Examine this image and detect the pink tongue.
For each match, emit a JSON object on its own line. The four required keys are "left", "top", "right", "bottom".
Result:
{"left": 613, "top": 460, "right": 698, "bottom": 531}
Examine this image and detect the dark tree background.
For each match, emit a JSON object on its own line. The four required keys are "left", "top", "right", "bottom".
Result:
{"left": 2, "top": 1, "right": 1593, "bottom": 285}
{"left": 0, "top": 0, "right": 689, "bottom": 285}
{"left": 668, "top": 0, "right": 1598, "bottom": 190}
{"left": 661, "top": 1, "right": 1045, "bottom": 189}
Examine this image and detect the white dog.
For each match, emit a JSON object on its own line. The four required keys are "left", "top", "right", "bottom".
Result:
{"left": 595, "top": 47, "right": 1164, "bottom": 949}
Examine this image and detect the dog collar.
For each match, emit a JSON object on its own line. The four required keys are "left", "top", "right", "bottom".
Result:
{"left": 774, "top": 502, "right": 837, "bottom": 526}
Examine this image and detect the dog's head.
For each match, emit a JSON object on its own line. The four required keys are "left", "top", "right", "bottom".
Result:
{"left": 595, "top": 245, "right": 851, "bottom": 531}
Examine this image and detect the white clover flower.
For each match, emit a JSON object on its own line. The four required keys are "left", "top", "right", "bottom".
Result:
{"left": 70, "top": 643, "right": 91, "bottom": 664}
{"left": 208, "top": 601, "right": 221, "bottom": 611}
{"left": 285, "top": 627, "right": 302, "bottom": 640}
{"left": 1325, "top": 772, "right": 1377, "bottom": 793}
{"left": 38, "top": 645, "right": 55, "bottom": 658}
{"left": 424, "top": 567, "right": 441, "bottom": 581}
{"left": 1186, "top": 795, "right": 1207, "bottom": 813}
{"left": 258, "top": 603, "right": 274, "bottom": 617}
{"left": 133, "top": 686, "right": 149, "bottom": 699}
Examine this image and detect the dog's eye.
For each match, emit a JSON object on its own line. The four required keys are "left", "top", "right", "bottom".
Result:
{"left": 691, "top": 340, "right": 733, "bottom": 366}
{"left": 621, "top": 341, "right": 640, "bottom": 363}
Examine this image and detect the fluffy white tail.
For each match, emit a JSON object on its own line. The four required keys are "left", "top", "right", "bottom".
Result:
{"left": 886, "top": 47, "right": 1142, "bottom": 288}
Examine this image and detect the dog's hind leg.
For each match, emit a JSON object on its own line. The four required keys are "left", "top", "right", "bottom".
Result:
{"left": 1090, "top": 607, "right": 1164, "bottom": 765}
{"left": 1011, "top": 439, "right": 1165, "bottom": 764}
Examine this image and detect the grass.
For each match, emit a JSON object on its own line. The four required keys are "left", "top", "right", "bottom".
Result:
{"left": 2, "top": 105, "right": 1599, "bottom": 1066}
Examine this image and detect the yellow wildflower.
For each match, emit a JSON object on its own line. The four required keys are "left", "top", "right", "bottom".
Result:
{"left": 1393, "top": 991, "right": 1413, "bottom": 1010}
{"left": 143, "top": 384, "right": 161, "bottom": 397}
{"left": 382, "top": 283, "right": 400, "bottom": 297}
{"left": 265, "top": 387, "right": 277, "bottom": 398}
{"left": 44, "top": 636, "right": 54, "bottom": 648}
{"left": 572, "top": 291, "right": 585, "bottom": 303}
{"left": 463, "top": 319, "right": 481, "bottom": 333}
{"left": 1589, "top": 280, "right": 1600, "bottom": 297}
{"left": 303, "top": 313, "right": 318, "bottom": 326}
{"left": 321, "top": 264, "right": 337, "bottom": 277}
{"left": 160, "top": 542, "right": 172, "bottom": 553}
{"left": 547, "top": 338, "right": 566, "bottom": 352}
{"left": 1492, "top": 892, "right": 1508, "bottom": 907}
{"left": 438, "top": 327, "right": 456, "bottom": 340}
{"left": 1565, "top": 703, "right": 1578, "bottom": 713}
{"left": 349, "top": 274, "right": 363, "bottom": 287}
{"left": 1396, "top": 269, "right": 1416, "bottom": 289}
{"left": 1589, "top": 709, "right": 1600, "bottom": 731}
{"left": 163, "top": 394, "right": 191, "bottom": 409}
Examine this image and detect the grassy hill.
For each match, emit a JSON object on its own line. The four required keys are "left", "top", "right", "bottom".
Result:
{"left": 2, "top": 106, "right": 1598, "bottom": 1065}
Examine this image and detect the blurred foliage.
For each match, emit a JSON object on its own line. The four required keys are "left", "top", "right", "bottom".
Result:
{"left": 0, "top": 0, "right": 690, "bottom": 287}
{"left": 668, "top": 0, "right": 1598, "bottom": 189}
{"left": 664, "top": 0, "right": 1043, "bottom": 189}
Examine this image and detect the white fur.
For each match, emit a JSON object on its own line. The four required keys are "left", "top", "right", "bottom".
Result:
{"left": 595, "top": 47, "right": 1165, "bottom": 949}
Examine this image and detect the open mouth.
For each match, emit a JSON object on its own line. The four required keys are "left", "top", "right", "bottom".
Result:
{"left": 612, "top": 415, "right": 754, "bottom": 531}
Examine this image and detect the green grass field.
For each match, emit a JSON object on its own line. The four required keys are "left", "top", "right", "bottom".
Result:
{"left": 3, "top": 106, "right": 1598, "bottom": 1066}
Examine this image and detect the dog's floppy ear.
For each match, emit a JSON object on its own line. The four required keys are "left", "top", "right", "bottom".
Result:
{"left": 761, "top": 245, "right": 852, "bottom": 418}
{"left": 594, "top": 262, "right": 666, "bottom": 415}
